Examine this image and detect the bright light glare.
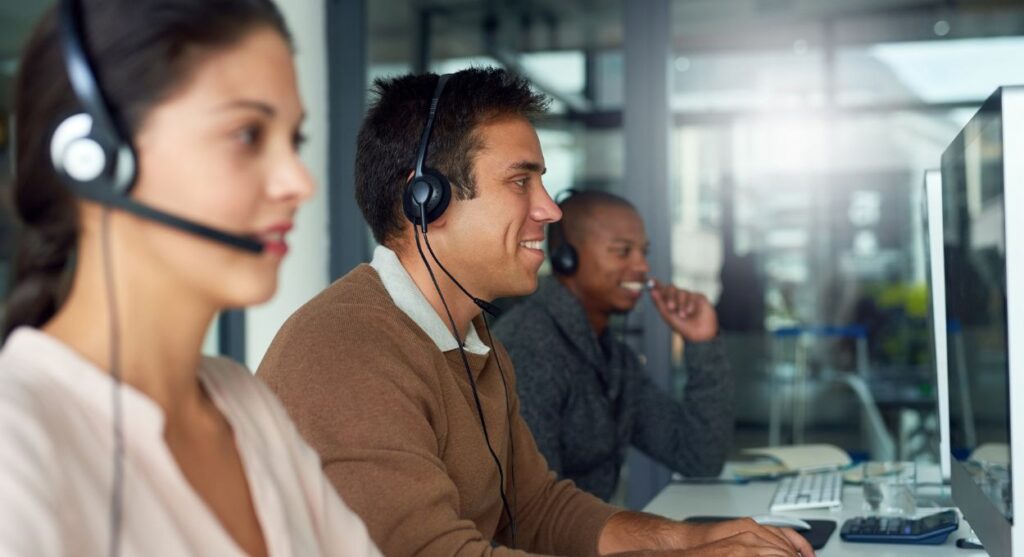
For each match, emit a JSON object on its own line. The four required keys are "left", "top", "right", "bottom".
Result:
{"left": 870, "top": 37, "right": 1024, "bottom": 103}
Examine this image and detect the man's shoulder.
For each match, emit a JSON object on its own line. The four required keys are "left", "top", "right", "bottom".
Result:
{"left": 493, "top": 293, "right": 560, "bottom": 341}
{"left": 296, "top": 264, "right": 383, "bottom": 315}
{"left": 279, "top": 265, "right": 410, "bottom": 337}
{"left": 257, "top": 264, "right": 438, "bottom": 380}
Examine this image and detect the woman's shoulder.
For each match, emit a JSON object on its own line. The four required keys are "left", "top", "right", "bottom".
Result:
{"left": 199, "top": 355, "right": 299, "bottom": 433}
{"left": 199, "top": 355, "right": 274, "bottom": 407}
{"left": 0, "top": 333, "right": 65, "bottom": 492}
{"left": 0, "top": 329, "right": 67, "bottom": 422}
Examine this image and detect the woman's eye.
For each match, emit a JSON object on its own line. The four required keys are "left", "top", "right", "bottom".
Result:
{"left": 235, "top": 125, "right": 263, "bottom": 147}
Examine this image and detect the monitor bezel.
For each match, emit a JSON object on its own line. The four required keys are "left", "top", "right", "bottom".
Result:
{"left": 923, "top": 168, "right": 951, "bottom": 482}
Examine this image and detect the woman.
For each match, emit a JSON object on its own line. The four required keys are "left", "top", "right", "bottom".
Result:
{"left": 0, "top": 1, "right": 381, "bottom": 555}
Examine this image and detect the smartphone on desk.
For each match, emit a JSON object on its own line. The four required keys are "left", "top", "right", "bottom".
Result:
{"left": 840, "top": 510, "right": 959, "bottom": 545}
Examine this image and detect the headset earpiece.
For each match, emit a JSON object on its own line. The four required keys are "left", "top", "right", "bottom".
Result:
{"left": 403, "top": 74, "right": 452, "bottom": 234}
{"left": 51, "top": 113, "right": 106, "bottom": 182}
{"left": 403, "top": 168, "right": 451, "bottom": 232}
{"left": 549, "top": 242, "right": 579, "bottom": 276}
{"left": 50, "top": 112, "right": 136, "bottom": 193}
{"left": 549, "top": 189, "right": 581, "bottom": 275}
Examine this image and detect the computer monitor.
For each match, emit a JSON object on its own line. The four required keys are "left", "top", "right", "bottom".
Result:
{"left": 941, "top": 85, "right": 1024, "bottom": 557}
{"left": 922, "top": 169, "right": 951, "bottom": 482}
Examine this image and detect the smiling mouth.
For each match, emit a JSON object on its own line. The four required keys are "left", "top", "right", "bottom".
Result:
{"left": 620, "top": 279, "right": 654, "bottom": 292}
{"left": 519, "top": 240, "right": 544, "bottom": 251}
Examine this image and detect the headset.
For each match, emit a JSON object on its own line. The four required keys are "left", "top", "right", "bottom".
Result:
{"left": 402, "top": 74, "right": 502, "bottom": 318}
{"left": 403, "top": 73, "right": 518, "bottom": 547}
{"left": 402, "top": 74, "right": 452, "bottom": 235}
{"left": 51, "top": 1, "right": 269, "bottom": 555}
{"left": 50, "top": 0, "right": 264, "bottom": 253}
{"left": 548, "top": 188, "right": 581, "bottom": 276}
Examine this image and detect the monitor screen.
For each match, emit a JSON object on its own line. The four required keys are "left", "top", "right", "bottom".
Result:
{"left": 942, "top": 96, "right": 1013, "bottom": 523}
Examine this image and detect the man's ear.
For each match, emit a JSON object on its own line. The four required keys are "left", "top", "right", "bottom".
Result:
{"left": 426, "top": 206, "right": 450, "bottom": 229}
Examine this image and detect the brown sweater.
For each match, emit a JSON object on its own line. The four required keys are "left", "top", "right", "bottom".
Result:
{"left": 257, "top": 265, "right": 619, "bottom": 556}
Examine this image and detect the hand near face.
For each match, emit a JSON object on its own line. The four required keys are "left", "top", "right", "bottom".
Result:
{"left": 649, "top": 281, "right": 719, "bottom": 342}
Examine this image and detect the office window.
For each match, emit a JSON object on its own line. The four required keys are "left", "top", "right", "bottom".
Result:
{"left": 672, "top": 47, "right": 827, "bottom": 112}
{"left": 668, "top": 0, "right": 1024, "bottom": 461}
{"left": 837, "top": 37, "right": 1024, "bottom": 106}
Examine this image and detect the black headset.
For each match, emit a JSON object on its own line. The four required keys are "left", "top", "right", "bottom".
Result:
{"left": 548, "top": 189, "right": 580, "bottom": 275}
{"left": 402, "top": 74, "right": 452, "bottom": 234}
{"left": 51, "top": 0, "right": 264, "bottom": 253}
{"left": 403, "top": 73, "right": 518, "bottom": 547}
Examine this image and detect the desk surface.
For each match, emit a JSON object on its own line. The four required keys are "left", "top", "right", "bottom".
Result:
{"left": 643, "top": 479, "right": 989, "bottom": 556}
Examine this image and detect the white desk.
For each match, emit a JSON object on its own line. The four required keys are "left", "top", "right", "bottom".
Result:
{"left": 643, "top": 478, "right": 988, "bottom": 556}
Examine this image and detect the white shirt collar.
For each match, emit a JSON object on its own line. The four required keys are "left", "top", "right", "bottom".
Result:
{"left": 370, "top": 245, "right": 490, "bottom": 356}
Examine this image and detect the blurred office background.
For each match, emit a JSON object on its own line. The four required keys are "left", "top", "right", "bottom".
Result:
{"left": 2, "top": 0, "right": 1024, "bottom": 507}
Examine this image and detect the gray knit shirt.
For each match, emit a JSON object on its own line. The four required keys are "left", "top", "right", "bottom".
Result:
{"left": 493, "top": 276, "right": 735, "bottom": 501}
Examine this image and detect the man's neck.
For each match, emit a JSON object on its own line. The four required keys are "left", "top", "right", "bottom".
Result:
{"left": 396, "top": 248, "right": 481, "bottom": 341}
{"left": 557, "top": 276, "right": 610, "bottom": 335}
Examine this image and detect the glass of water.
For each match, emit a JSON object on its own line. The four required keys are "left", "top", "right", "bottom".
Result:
{"left": 862, "top": 461, "right": 917, "bottom": 516}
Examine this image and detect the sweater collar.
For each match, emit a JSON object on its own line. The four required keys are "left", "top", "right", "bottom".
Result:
{"left": 370, "top": 245, "right": 490, "bottom": 356}
{"left": 534, "top": 276, "right": 608, "bottom": 369}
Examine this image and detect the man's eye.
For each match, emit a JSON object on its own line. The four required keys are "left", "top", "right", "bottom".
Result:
{"left": 514, "top": 178, "right": 528, "bottom": 188}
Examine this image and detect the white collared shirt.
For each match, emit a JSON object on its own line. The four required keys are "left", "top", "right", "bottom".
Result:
{"left": 0, "top": 327, "right": 382, "bottom": 557}
{"left": 370, "top": 245, "right": 490, "bottom": 356}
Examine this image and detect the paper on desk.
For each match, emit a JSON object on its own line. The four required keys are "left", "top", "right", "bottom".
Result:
{"left": 734, "top": 444, "right": 852, "bottom": 478}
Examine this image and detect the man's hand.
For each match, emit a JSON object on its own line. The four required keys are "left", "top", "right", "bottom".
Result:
{"left": 680, "top": 519, "right": 815, "bottom": 557}
{"left": 649, "top": 281, "right": 719, "bottom": 342}
{"left": 670, "top": 531, "right": 812, "bottom": 556}
{"left": 600, "top": 513, "right": 815, "bottom": 557}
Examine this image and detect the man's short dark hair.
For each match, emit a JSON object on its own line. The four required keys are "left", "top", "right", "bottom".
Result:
{"left": 355, "top": 67, "right": 549, "bottom": 246}
{"left": 548, "top": 190, "right": 636, "bottom": 253}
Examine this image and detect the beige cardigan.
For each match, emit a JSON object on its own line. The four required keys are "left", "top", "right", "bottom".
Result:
{"left": 258, "top": 264, "right": 619, "bottom": 556}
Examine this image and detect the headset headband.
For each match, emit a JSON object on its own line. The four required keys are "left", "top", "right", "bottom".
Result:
{"left": 414, "top": 74, "right": 450, "bottom": 178}
{"left": 59, "top": 0, "right": 125, "bottom": 148}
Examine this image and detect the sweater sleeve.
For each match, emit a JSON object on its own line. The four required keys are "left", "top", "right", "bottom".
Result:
{"left": 628, "top": 337, "right": 735, "bottom": 478}
{"left": 494, "top": 344, "right": 620, "bottom": 556}
{"left": 258, "top": 310, "right": 593, "bottom": 557}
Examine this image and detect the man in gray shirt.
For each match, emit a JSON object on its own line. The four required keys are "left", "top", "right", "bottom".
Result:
{"left": 494, "top": 190, "right": 734, "bottom": 502}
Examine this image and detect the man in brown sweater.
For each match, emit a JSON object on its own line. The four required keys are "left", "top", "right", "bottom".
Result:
{"left": 257, "top": 68, "right": 813, "bottom": 557}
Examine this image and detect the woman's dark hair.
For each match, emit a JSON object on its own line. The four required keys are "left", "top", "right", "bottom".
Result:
{"left": 2, "top": 0, "right": 291, "bottom": 339}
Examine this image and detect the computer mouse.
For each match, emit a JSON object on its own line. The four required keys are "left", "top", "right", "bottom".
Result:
{"left": 751, "top": 514, "right": 813, "bottom": 531}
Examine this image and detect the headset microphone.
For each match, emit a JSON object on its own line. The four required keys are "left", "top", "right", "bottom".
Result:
{"left": 52, "top": 0, "right": 264, "bottom": 254}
